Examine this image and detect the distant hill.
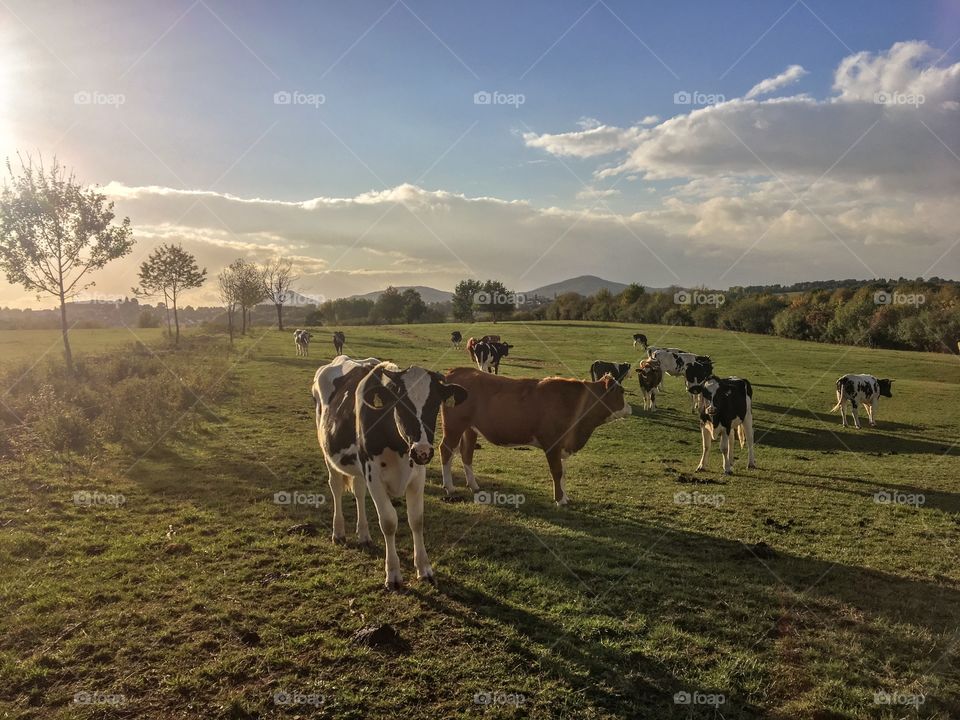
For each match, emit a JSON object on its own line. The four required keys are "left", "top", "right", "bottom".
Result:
{"left": 350, "top": 286, "right": 453, "bottom": 304}
{"left": 523, "top": 275, "right": 631, "bottom": 299}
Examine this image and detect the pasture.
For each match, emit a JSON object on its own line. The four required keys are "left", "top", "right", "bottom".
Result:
{"left": 2, "top": 321, "right": 959, "bottom": 719}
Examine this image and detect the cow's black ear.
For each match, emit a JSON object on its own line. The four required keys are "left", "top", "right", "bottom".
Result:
{"left": 440, "top": 383, "right": 468, "bottom": 407}
{"left": 688, "top": 384, "right": 703, "bottom": 395}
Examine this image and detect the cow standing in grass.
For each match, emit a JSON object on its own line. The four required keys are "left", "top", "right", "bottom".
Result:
{"left": 332, "top": 331, "right": 345, "bottom": 355}
{"left": 450, "top": 330, "right": 462, "bottom": 349}
{"left": 688, "top": 376, "right": 756, "bottom": 474}
{"left": 294, "top": 329, "right": 312, "bottom": 356}
{"left": 312, "top": 356, "right": 467, "bottom": 589}
{"left": 635, "top": 358, "right": 662, "bottom": 410}
{"left": 832, "top": 374, "right": 893, "bottom": 428}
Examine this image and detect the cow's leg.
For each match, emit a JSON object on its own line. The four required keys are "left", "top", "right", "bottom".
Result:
{"left": 696, "top": 424, "right": 712, "bottom": 472}
{"left": 744, "top": 414, "right": 756, "bottom": 469}
{"left": 718, "top": 428, "right": 733, "bottom": 474}
{"left": 865, "top": 401, "right": 876, "bottom": 427}
{"left": 439, "top": 419, "right": 466, "bottom": 495}
{"left": 405, "top": 466, "right": 434, "bottom": 582}
{"left": 545, "top": 448, "right": 569, "bottom": 505}
{"left": 651, "top": 389, "right": 657, "bottom": 410}
{"left": 838, "top": 394, "right": 847, "bottom": 426}
{"left": 460, "top": 428, "right": 480, "bottom": 491}
{"left": 365, "top": 462, "right": 403, "bottom": 590}
{"left": 326, "top": 460, "right": 347, "bottom": 543}
{"left": 851, "top": 399, "right": 861, "bottom": 429}
{"left": 352, "top": 470, "right": 373, "bottom": 545}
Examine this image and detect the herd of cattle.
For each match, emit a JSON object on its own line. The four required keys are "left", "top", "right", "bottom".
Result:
{"left": 296, "top": 327, "right": 894, "bottom": 588}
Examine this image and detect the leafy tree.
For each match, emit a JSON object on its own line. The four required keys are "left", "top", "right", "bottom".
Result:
{"left": 229, "top": 259, "right": 267, "bottom": 334}
{"left": 375, "top": 286, "right": 405, "bottom": 323}
{"left": 452, "top": 279, "right": 482, "bottom": 322}
{"left": 264, "top": 257, "right": 298, "bottom": 331}
{"left": 401, "top": 288, "right": 427, "bottom": 323}
{"left": 0, "top": 155, "right": 134, "bottom": 372}
{"left": 477, "top": 279, "right": 512, "bottom": 322}
{"left": 133, "top": 243, "right": 206, "bottom": 345}
{"left": 217, "top": 264, "right": 240, "bottom": 343}
{"left": 137, "top": 308, "right": 161, "bottom": 328}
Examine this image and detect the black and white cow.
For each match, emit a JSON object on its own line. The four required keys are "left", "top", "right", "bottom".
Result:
{"left": 687, "top": 376, "right": 756, "bottom": 474}
{"left": 647, "top": 347, "right": 711, "bottom": 391}
{"left": 632, "top": 333, "right": 648, "bottom": 349}
{"left": 683, "top": 356, "right": 714, "bottom": 411}
{"left": 831, "top": 374, "right": 893, "bottom": 428}
{"left": 473, "top": 341, "right": 512, "bottom": 374}
{"left": 450, "top": 330, "right": 463, "bottom": 349}
{"left": 590, "top": 360, "right": 631, "bottom": 384}
{"left": 294, "top": 329, "right": 312, "bottom": 356}
{"left": 332, "top": 331, "right": 346, "bottom": 355}
{"left": 312, "top": 355, "right": 467, "bottom": 589}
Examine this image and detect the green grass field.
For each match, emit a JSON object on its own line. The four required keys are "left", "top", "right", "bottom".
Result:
{"left": 2, "top": 322, "right": 959, "bottom": 719}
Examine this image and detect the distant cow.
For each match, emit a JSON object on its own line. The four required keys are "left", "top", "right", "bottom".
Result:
{"left": 480, "top": 335, "right": 501, "bottom": 344}
{"left": 312, "top": 355, "right": 467, "bottom": 589}
{"left": 832, "top": 374, "right": 893, "bottom": 428}
{"left": 440, "top": 369, "right": 631, "bottom": 504}
{"left": 688, "top": 376, "right": 756, "bottom": 474}
{"left": 648, "top": 347, "right": 711, "bottom": 390}
{"left": 294, "top": 329, "right": 312, "bottom": 356}
{"left": 632, "top": 333, "right": 648, "bottom": 349}
{"left": 473, "top": 341, "right": 513, "bottom": 374}
{"left": 635, "top": 358, "right": 662, "bottom": 410}
{"left": 450, "top": 331, "right": 462, "bottom": 349}
{"left": 332, "top": 331, "right": 345, "bottom": 355}
{"left": 590, "top": 361, "right": 631, "bottom": 384}
{"left": 683, "top": 356, "right": 714, "bottom": 411}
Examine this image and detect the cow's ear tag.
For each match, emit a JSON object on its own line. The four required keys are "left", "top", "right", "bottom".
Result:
{"left": 373, "top": 394, "right": 384, "bottom": 409}
{"left": 444, "top": 395, "right": 456, "bottom": 408}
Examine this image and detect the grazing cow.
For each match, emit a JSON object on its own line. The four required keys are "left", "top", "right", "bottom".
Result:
{"left": 440, "top": 369, "right": 631, "bottom": 504}
{"left": 589, "top": 360, "right": 631, "bottom": 384}
{"left": 473, "top": 341, "right": 513, "bottom": 374}
{"left": 647, "top": 347, "right": 711, "bottom": 391}
{"left": 832, "top": 374, "right": 893, "bottom": 428}
{"left": 480, "top": 335, "right": 501, "bottom": 344}
{"left": 683, "top": 356, "right": 714, "bottom": 411}
{"left": 632, "top": 333, "right": 648, "bottom": 349}
{"left": 294, "top": 329, "right": 312, "bottom": 356}
{"left": 332, "top": 331, "right": 345, "bottom": 355}
{"left": 450, "top": 330, "right": 463, "bottom": 349}
{"left": 635, "top": 358, "right": 662, "bottom": 410}
{"left": 687, "top": 376, "right": 756, "bottom": 474}
{"left": 312, "top": 355, "right": 467, "bottom": 589}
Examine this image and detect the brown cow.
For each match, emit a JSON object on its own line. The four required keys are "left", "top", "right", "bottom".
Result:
{"left": 439, "top": 368, "right": 631, "bottom": 505}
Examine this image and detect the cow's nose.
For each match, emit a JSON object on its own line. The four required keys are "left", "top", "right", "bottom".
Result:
{"left": 410, "top": 445, "right": 434, "bottom": 465}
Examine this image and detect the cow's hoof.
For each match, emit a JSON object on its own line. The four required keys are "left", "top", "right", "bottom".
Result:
{"left": 442, "top": 494, "right": 466, "bottom": 503}
{"left": 384, "top": 578, "right": 404, "bottom": 592}
{"left": 418, "top": 572, "right": 436, "bottom": 585}
{"left": 357, "top": 537, "right": 374, "bottom": 548}
{"left": 555, "top": 496, "right": 570, "bottom": 506}
{"left": 695, "top": 465, "right": 706, "bottom": 472}
{"left": 332, "top": 534, "right": 347, "bottom": 545}
{"left": 748, "top": 463, "right": 757, "bottom": 469}
{"left": 724, "top": 469, "right": 734, "bottom": 476}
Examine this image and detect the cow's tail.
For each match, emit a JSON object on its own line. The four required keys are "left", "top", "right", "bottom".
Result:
{"left": 736, "top": 424, "right": 746, "bottom": 449}
{"left": 830, "top": 379, "right": 844, "bottom": 412}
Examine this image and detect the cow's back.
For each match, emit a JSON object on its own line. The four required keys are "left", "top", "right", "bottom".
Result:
{"left": 313, "top": 357, "right": 379, "bottom": 464}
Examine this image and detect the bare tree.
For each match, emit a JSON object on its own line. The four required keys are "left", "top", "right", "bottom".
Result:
{"left": 218, "top": 264, "right": 240, "bottom": 343}
{"left": 264, "top": 257, "right": 298, "bottom": 331}
{"left": 0, "top": 155, "right": 135, "bottom": 373}
{"left": 228, "top": 258, "right": 267, "bottom": 335}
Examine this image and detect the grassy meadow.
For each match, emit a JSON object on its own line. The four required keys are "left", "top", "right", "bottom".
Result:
{"left": 1, "top": 321, "right": 959, "bottom": 719}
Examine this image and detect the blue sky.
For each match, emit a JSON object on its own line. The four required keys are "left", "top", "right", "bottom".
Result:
{"left": 2, "top": 0, "right": 959, "bottom": 305}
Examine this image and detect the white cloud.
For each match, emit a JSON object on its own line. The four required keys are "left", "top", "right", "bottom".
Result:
{"left": 745, "top": 64, "right": 808, "bottom": 99}
{"left": 576, "top": 187, "right": 621, "bottom": 201}
{"left": 639, "top": 115, "right": 660, "bottom": 126}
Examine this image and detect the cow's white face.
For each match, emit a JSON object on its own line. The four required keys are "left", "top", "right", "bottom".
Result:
{"left": 689, "top": 378, "right": 721, "bottom": 415}
{"left": 381, "top": 367, "right": 468, "bottom": 465}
